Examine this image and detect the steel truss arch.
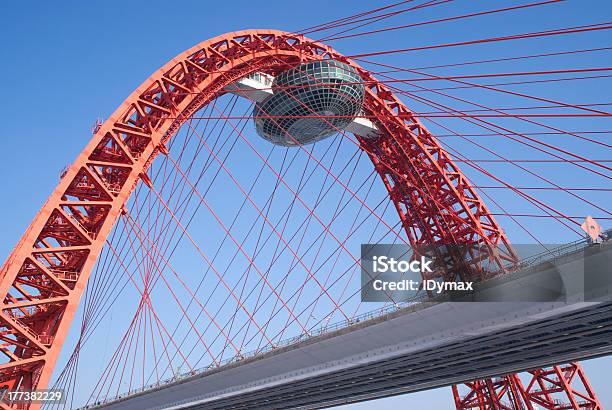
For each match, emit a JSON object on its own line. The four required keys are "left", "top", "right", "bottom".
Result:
{"left": 0, "top": 29, "right": 518, "bottom": 405}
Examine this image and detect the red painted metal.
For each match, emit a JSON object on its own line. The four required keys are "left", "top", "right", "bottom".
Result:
{"left": 0, "top": 30, "right": 598, "bottom": 409}
{"left": 453, "top": 362, "right": 602, "bottom": 409}
{"left": 453, "top": 376, "right": 527, "bottom": 410}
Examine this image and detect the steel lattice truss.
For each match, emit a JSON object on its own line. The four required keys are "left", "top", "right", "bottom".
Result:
{"left": 453, "top": 363, "right": 601, "bottom": 410}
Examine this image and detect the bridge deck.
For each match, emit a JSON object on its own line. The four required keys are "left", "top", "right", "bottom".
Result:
{"left": 85, "top": 241, "right": 612, "bottom": 410}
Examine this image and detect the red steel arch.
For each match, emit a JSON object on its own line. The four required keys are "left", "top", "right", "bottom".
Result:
{"left": 0, "top": 30, "right": 517, "bottom": 403}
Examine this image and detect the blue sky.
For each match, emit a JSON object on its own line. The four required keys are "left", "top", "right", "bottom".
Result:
{"left": 1, "top": 0, "right": 611, "bottom": 408}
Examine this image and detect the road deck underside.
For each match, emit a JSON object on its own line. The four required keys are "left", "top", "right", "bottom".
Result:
{"left": 89, "top": 242, "right": 612, "bottom": 410}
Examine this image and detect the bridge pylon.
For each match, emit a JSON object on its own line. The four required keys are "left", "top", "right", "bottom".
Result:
{"left": 454, "top": 362, "right": 602, "bottom": 410}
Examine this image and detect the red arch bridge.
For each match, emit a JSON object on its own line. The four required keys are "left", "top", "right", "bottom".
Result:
{"left": 0, "top": 28, "right": 610, "bottom": 410}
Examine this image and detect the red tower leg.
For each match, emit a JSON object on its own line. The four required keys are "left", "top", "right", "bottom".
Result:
{"left": 454, "top": 362, "right": 602, "bottom": 410}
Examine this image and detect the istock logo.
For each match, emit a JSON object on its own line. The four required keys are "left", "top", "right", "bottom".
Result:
{"left": 361, "top": 244, "right": 476, "bottom": 302}
{"left": 372, "top": 255, "right": 433, "bottom": 274}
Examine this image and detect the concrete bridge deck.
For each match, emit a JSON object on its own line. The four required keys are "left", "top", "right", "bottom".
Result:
{"left": 85, "top": 240, "right": 612, "bottom": 410}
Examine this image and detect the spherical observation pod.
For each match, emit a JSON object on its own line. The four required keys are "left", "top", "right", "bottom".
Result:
{"left": 254, "top": 60, "right": 365, "bottom": 146}
{"left": 0, "top": 29, "right": 516, "bottom": 398}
